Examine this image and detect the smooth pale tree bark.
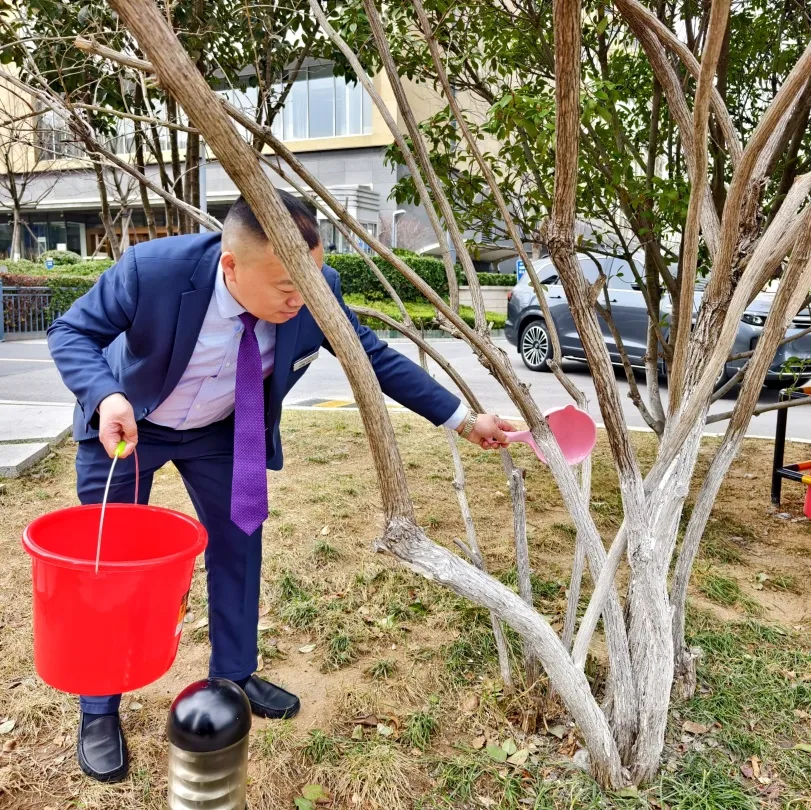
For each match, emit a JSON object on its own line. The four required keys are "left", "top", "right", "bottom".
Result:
{"left": 669, "top": 0, "right": 731, "bottom": 408}
{"left": 673, "top": 212, "right": 811, "bottom": 692}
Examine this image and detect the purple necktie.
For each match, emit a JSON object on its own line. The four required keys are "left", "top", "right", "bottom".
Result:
{"left": 231, "top": 312, "right": 268, "bottom": 535}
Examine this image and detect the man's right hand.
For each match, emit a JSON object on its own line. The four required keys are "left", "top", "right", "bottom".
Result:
{"left": 98, "top": 393, "right": 138, "bottom": 458}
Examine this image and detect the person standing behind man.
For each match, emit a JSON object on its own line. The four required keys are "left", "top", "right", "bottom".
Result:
{"left": 47, "top": 192, "right": 513, "bottom": 783}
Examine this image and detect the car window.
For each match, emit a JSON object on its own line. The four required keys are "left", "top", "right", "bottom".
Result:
{"left": 606, "top": 258, "right": 644, "bottom": 290}
{"left": 577, "top": 255, "right": 610, "bottom": 284}
{"left": 526, "top": 259, "right": 560, "bottom": 286}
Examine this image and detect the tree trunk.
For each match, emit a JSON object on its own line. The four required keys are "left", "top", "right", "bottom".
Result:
{"left": 109, "top": 0, "right": 633, "bottom": 787}
{"left": 119, "top": 208, "right": 133, "bottom": 251}
{"left": 93, "top": 161, "right": 121, "bottom": 260}
{"left": 11, "top": 208, "right": 22, "bottom": 260}
{"left": 135, "top": 124, "right": 158, "bottom": 240}
{"left": 145, "top": 117, "right": 176, "bottom": 235}
{"left": 166, "top": 96, "right": 187, "bottom": 234}
{"left": 184, "top": 130, "right": 200, "bottom": 213}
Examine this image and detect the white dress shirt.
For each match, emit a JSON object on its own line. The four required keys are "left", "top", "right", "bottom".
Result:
{"left": 148, "top": 263, "right": 469, "bottom": 432}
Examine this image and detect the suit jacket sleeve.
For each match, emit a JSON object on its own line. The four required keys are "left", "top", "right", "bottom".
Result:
{"left": 323, "top": 272, "right": 461, "bottom": 426}
{"left": 47, "top": 248, "right": 138, "bottom": 431}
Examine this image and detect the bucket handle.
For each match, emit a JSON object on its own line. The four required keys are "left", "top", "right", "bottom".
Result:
{"left": 94, "top": 442, "right": 140, "bottom": 574}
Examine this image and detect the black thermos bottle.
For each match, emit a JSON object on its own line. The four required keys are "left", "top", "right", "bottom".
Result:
{"left": 167, "top": 678, "right": 252, "bottom": 809}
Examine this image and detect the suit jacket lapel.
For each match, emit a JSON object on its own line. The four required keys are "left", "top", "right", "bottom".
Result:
{"left": 268, "top": 310, "right": 303, "bottom": 413}
{"left": 155, "top": 242, "right": 220, "bottom": 409}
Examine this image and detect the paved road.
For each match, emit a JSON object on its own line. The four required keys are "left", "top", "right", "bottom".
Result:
{"left": 1, "top": 336, "right": 808, "bottom": 442}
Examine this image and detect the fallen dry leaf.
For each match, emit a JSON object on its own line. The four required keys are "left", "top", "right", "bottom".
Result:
{"left": 471, "top": 735, "right": 487, "bottom": 750}
{"left": 507, "top": 749, "right": 530, "bottom": 766}
{"left": 546, "top": 724, "right": 566, "bottom": 740}
{"left": 298, "top": 644, "right": 316, "bottom": 654}
{"left": 353, "top": 714, "right": 379, "bottom": 727}
{"left": 129, "top": 702, "right": 142, "bottom": 711}
{"left": 682, "top": 720, "right": 711, "bottom": 735}
{"left": 0, "top": 720, "right": 15, "bottom": 735}
{"left": 320, "top": 525, "right": 331, "bottom": 536}
{"left": 194, "top": 617, "right": 209, "bottom": 630}
{"left": 461, "top": 694, "right": 479, "bottom": 713}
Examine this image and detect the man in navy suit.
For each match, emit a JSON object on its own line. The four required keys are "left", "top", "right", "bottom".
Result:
{"left": 48, "top": 192, "right": 512, "bottom": 782}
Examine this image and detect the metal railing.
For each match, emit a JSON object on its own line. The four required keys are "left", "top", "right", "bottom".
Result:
{"left": 1, "top": 285, "right": 61, "bottom": 340}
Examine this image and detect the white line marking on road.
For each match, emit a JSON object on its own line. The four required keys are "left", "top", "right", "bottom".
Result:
{"left": 0, "top": 399, "right": 74, "bottom": 407}
{"left": 0, "top": 357, "right": 54, "bottom": 363}
{"left": 285, "top": 403, "right": 811, "bottom": 444}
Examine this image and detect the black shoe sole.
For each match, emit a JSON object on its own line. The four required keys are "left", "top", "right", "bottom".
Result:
{"left": 77, "top": 749, "right": 129, "bottom": 783}
{"left": 248, "top": 697, "right": 301, "bottom": 720}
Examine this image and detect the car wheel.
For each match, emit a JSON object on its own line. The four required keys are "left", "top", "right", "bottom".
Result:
{"left": 520, "top": 320, "right": 552, "bottom": 372}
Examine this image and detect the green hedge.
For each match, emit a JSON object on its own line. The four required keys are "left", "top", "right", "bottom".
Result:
{"left": 345, "top": 293, "right": 507, "bottom": 331}
{"left": 477, "top": 272, "right": 516, "bottom": 287}
{"left": 1, "top": 253, "right": 513, "bottom": 319}
{"left": 0, "top": 258, "right": 112, "bottom": 277}
{"left": 325, "top": 252, "right": 459, "bottom": 302}
{"left": 325, "top": 253, "right": 516, "bottom": 301}
{"left": 0, "top": 272, "right": 96, "bottom": 314}
{"left": 40, "top": 249, "right": 82, "bottom": 265}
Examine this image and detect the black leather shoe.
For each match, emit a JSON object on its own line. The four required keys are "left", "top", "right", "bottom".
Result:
{"left": 77, "top": 712, "right": 129, "bottom": 783}
{"left": 243, "top": 675, "right": 300, "bottom": 720}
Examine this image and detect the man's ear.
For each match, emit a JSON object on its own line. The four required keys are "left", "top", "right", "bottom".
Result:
{"left": 221, "top": 250, "right": 237, "bottom": 282}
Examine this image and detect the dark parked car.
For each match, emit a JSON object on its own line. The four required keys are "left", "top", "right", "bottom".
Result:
{"left": 505, "top": 254, "right": 811, "bottom": 386}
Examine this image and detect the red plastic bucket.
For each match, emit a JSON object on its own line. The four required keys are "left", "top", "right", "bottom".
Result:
{"left": 22, "top": 504, "right": 207, "bottom": 696}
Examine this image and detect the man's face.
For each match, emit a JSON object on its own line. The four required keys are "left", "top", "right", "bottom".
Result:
{"left": 221, "top": 236, "right": 324, "bottom": 323}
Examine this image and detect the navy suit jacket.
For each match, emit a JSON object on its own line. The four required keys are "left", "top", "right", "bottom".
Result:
{"left": 47, "top": 233, "right": 460, "bottom": 470}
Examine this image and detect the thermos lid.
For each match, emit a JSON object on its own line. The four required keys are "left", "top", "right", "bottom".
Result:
{"left": 167, "top": 678, "right": 252, "bottom": 753}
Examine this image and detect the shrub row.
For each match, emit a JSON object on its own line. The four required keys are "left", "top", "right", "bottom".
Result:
{"left": 0, "top": 258, "right": 112, "bottom": 277}
{"left": 345, "top": 293, "right": 507, "bottom": 331}
{"left": 325, "top": 254, "right": 515, "bottom": 301}
{"left": 1, "top": 253, "right": 514, "bottom": 316}
{"left": 325, "top": 253, "right": 457, "bottom": 302}
{"left": 0, "top": 272, "right": 96, "bottom": 314}
{"left": 40, "top": 249, "right": 83, "bottom": 266}
{"left": 477, "top": 272, "right": 517, "bottom": 287}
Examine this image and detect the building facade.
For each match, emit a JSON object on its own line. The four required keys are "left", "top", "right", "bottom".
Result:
{"left": 0, "top": 61, "right": 430, "bottom": 260}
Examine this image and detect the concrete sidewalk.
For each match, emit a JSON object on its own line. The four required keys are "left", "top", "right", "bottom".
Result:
{"left": 0, "top": 400, "right": 74, "bottom": 478}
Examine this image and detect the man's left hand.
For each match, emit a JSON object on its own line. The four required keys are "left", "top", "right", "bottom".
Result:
{"left": 457, "top": 413, "right": 516, "bottom": 450}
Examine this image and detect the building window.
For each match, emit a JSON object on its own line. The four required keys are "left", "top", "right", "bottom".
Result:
{"left": 36, "top": 108, "right": 82, "bottom": 158}
{"left": 357, "top": 222, "right": 378, "bottom": 253}
{"left": 262, "top": 64, "right": 373, "bottom": 142}
{"left": 108, "top": 116, "right": 136, "bottom": 155}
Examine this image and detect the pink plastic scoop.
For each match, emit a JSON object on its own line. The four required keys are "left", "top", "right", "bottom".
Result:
{"left": 504, "top": 404, "right": 597, "bottom": 466}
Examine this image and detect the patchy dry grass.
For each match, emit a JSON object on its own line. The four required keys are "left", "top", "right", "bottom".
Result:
{"left": 1, "top": 410, "right": 810, "bottom": 809}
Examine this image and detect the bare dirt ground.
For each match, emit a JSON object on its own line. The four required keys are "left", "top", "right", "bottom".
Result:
{"left": 1, "top": 411, "right": 809, "bottom": 809}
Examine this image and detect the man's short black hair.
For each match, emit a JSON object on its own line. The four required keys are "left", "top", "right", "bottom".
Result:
{"left": 224, "top": 191, "right": 321, "bottom": 249}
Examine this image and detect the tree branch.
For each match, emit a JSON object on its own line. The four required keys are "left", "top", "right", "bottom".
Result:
{"left": 669, "top": 0, "right": 731, "bottom": 411}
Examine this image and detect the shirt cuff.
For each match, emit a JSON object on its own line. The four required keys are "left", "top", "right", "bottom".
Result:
{"left": 443, "top": 402, "right": 469, "bottom": 431}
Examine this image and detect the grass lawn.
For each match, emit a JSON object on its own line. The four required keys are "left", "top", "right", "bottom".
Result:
{"left": 1, "top": 411, "right": 810, "bottom": 809}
